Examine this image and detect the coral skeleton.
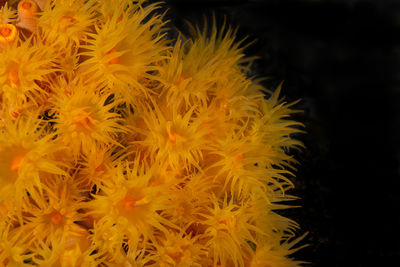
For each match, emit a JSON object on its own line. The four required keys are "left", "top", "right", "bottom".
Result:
{"left": 0, "top": 0, "right": 308, "bottom": 266}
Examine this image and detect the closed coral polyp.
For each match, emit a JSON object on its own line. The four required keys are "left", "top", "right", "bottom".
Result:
{"left": 18, "top": 0, "right": 37, "bottom": 17}
{"left": 17, "top": 0, "right": 38, "bottom": 32}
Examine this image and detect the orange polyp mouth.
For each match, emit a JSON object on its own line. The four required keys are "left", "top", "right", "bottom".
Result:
{"left": 218, "top": 219, "right": 233, "bottom": 233}
{"left": 59, "top": 16, "right": 76, "bottom": 24}
{"left": 178, "top": 75, "right": 185, "bottom": 84}
{"left": 51, "top": 212, "right": 63, "bottom": 224}
{"left": 11, "top": 154, "right": 25, "bottom": 172}
{"left": 8, "top": 69, "right": 19, "bottom": 86}
{"left": 75, "top": 117, "right": 93, "bottom": 127}
{"left": 168, "top": 132, "right": 180, "bottom": 144}
{"left": 1, "top": 203, "right": 8, "bottom": 213}
{"left": 235, "top": 154, "right": 243, "bottom": 162}
{"left": 22, "top": 1, "right": 32, "bottom": 9}
{"left": 58, "top": 16, "right": 78, "bottom": 31}
{"left": 106, "top": 49, "right": 120, "bottom": 65}
{"left": 73, "top": 112, "right": 95, "bottom": 129}
{"left": 95, "top": 163, "right": 105, "bottom": 172}
{"left": 218, "top": 219, "right": 227, "bottom": 225}
{"left": 119, "top": 195, "right": 148, "bottom": 211}
{"left": 176, "top": 206, "right": 185, "bottom": 216}
{"left": 11, "top": 111, "right": 19, "bottom": 120}
{"left": 234, "top": 153, "right": 244, "bottom": 168}
{"left": 0, "top": 27, "right": 11, "bottom": 37}
{"left": 168, "top": 251, "right": 184, "bottom": 262}
{"left": 149, "top": 181, "right": 161, "bottom": 187}
{"left": 0, "top": 24, "right": 17, "bottom": 45}
{"left": 121, "top": 195, "right": 136, "bottom": 210}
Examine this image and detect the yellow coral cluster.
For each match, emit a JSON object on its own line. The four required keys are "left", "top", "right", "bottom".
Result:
{"left": 0, "top": 0, "right": 307, "bottom": 266}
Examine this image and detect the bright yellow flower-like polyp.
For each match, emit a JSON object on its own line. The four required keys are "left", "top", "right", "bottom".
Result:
{"left": 0, "top": 0, "right": 308, "bottom": 266}
{"left": 80, "top": 0, "right": 168, "bottom": 97}
{"left": 0, "top": 35, "right": 55, "bottom": 108}
{"left": 50, "top": 78, "right": 127, "bottom": 156}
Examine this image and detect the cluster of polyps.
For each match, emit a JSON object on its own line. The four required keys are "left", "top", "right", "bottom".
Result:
{"left": 0, "top": 0, "right": 307, "bottom": 266}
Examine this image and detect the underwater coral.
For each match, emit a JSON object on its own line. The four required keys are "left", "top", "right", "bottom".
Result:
{"left": 0, "top": 0, "right": 307, "bottom": 266}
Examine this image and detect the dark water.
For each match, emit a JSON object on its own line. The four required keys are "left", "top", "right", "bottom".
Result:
{"left": 161, "top": 1, "right": 400, "bottom": 266}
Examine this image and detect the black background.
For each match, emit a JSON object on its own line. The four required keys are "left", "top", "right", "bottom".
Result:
{"left": 159, "top": 1, "right": 400, "bottom": 266}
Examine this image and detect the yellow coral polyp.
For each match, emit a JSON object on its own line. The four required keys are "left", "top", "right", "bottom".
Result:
{"left": 38, "top": 0, "right": 96, "bottom": 48}
{"left": 50, "top": 80, "right": 127, "bottom": 155}
{"left": 0, "top": 3, "right": 17, "bottom": 25}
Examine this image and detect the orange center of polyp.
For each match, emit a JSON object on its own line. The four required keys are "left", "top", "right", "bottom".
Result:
{"left": 168, "top": 133, "right": 179, "bottom": 144}
{"left": 235, "top": 154, "right": 243, "bottom": 162}
{"left": 10, "top": 111, "right": 19, "bottom": 120}
{"left": 95, "top": 163, "right": 105, "bottom": 172}
{"left": 22, "top": 1, "right": 32, "bottom": 9}
{"left": 75, "top": 117, "right": 90, "bottom": 126}
{"left": 1, "top": 204, "right": 8, "bottom": 213}
{"left": 74, "top": 113, "right": 95, "bottom": 129}
{"left": 218, "top": 219, "right": 230, "bottom": 233}
{"left": 51, "top": 212, "right": 63, "bottom": 224}
{"left": 120, "top": 195, "right": 148, "bottom": 211}
{"left": 0, "top": 27, "right": 11, "bottom": 37}
{"left": 11, "top": 154, "right": 24, "bottom": 172}
{"left": 107, "top": 49, "right": 120, "bottom": 65}
{"left": 58, "top": 16, "right": 77, "bottom": 31}
{"left": 120, "top": 195, "right": 136, "bottom": 211}
{"left": 178, "top": 76, "right": 185, "bottom": 84}
{"left": 0, "top": 25, "right": 16, "bottom": 45}
{"left": 168, "top": 251, "right": 184, "bottom": 263}
{"left": 8, "top": 69, "right": 19, "bottom": 86}
{"left": 59, "top": 16, "right": 75, "bottom": 23}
